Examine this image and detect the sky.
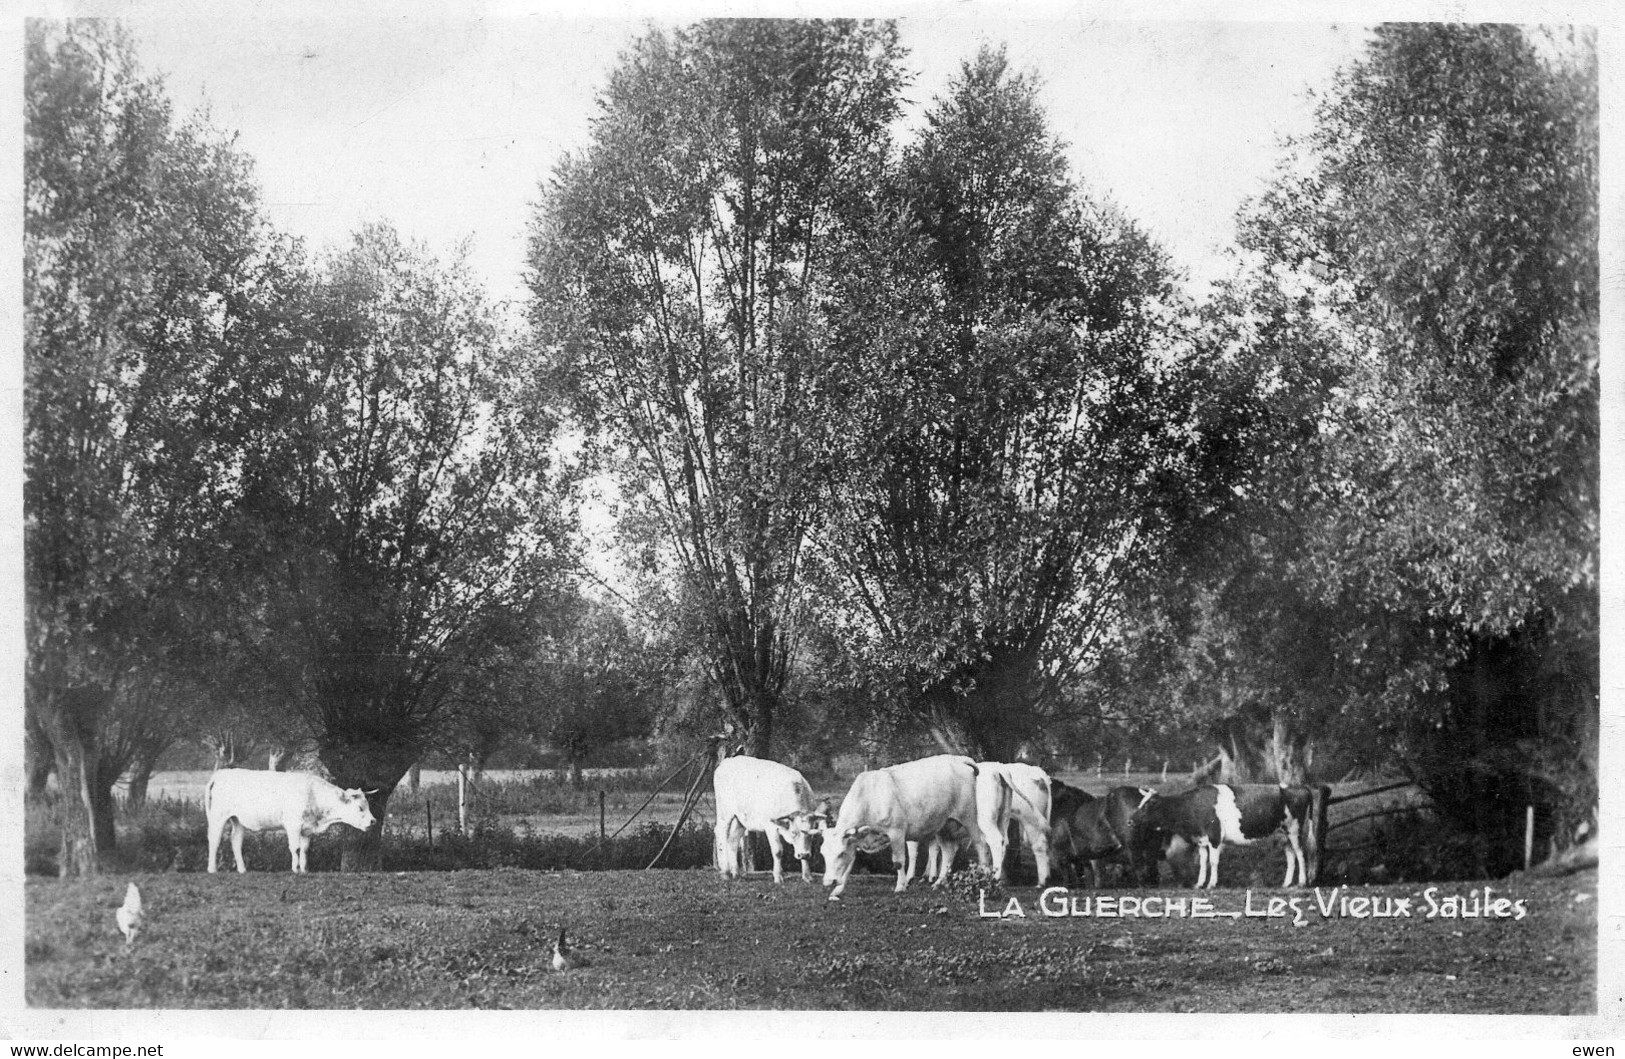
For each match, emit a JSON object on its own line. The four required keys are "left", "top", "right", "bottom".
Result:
{"left": 127, "top": 15, "right": 1373, "bottom": 312}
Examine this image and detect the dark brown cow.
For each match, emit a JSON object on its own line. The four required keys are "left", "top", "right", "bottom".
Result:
{"left": 1048, "top": 781, "right": 1160, "bottom": 887}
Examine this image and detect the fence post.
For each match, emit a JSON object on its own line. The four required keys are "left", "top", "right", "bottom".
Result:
{"left": 1524, "top": 805, "right": 1535, "bottom": 870}
{"left": 458, "top": 764, "right": 469, "bottom": 833}
{"left": 425, "top": 797, "right": 434, "bottom": 848}
{"left": 600, "top": 790, "right": 607, "bottom": 845}
{"left": 1161, "top": 761, "right": 1169, "bottom": 782}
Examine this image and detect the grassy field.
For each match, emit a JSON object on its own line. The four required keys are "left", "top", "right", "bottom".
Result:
{"left": 25, "top": 864, "right": 1595, "bottom": 1011}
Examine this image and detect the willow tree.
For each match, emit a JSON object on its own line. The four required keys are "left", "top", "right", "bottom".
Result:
{"left": 25, "top": 20, "right": 279, "bottom": 873}
{"left": 1248, "top": 25, "right": 1596, "bottom": 856}
{"left": 528, "top": 20, "right": 906, "bottom": 757}
{"left": 1134, "top": 26, "right": 1598, "bottom": 855}
{"left": 219, "top": 225, "right": 578, "bottom": 870}
{"left": 817, "top": 49, "right": 1233, "bottom": 760}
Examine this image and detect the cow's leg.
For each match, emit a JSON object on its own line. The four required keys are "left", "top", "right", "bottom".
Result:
{"left": 230, "top": 821, "right": 247, "bottom": 874}
{"left": 1282, "top": 817, "right": 1306, "bottom": 888}
{"left": 984, "top": 822, "right": 1009, "bottom": 882}
{"left": 932, "top": 837, "right": 959, "bottom": 886}
{"left": 890, "top": 831, "right": 910, "bottom": 892}
{"left": 733, "top": 822, "right": 749, "bottom": 877}
{"left": 729, "top": 819, "right": 749, "bottom": 878}
{"left": 766, "top": 828, "right": 787, "bottom": 884}
{"left": 1206, "top": 841, "right": 1223, "bottom": 889}
{"left": 288, "top": 831, "right": 302, "bottom": 873}
{"left": 714, "top": 819, "right": 732, "bottom": 878}
{"left": 1025, "top": 822, "right": 1052, "bottom": 887}
{"left": 1192, "top": 837, "right": 1209, "bottom": 889}
{"left": 797, "top": 833, "right": 812, "bottom": 882}
{"left": 906, "top": 841, "right": 921, "bottom": 881}
{"left": 207, "top": 817, "right": 222, "bottom": 874}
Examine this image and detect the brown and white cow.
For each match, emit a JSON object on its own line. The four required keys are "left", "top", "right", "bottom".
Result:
{"left": 1132, "top": 783, "right": 1314, "bottom": 889}
{"left": 819, "top": 755, "right": 979, "bottom": 901}
{"left": 205, "top": 769, "right": 376, "bottom": 873}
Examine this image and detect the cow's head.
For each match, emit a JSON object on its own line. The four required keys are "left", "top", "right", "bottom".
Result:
{"left": 1131, "top": 791, "right": 1170, "bottom": 834}
{"left": 818, "top": 821, "right": 892, "bottom": 886}
{"left": 335, "top": 788, "right": 378, "bottom": 833}
{"left": 818, "top": 821, "right": 859, "bottom": 888}
{"left": 774, "top": 811, "right": 818, "bottom": 862}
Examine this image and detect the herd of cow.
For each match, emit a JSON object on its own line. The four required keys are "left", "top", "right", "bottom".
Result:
{"left": 713, "top": 753, "right": 1329, "bottom": 900}
{"left": 196, "top": 755, "right": 1327, "bottom": 900}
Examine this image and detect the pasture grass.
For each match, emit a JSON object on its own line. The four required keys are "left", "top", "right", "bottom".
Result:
{"left": 25, "top": 864, "right": 1596, "bottom": 1011}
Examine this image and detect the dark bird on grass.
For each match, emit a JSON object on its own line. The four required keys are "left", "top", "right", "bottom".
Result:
{"left": 116, "top": 883, "right": 143, "bottom": 946}
{"left": 552, "top": 928, "right": 590, "bottom": 971}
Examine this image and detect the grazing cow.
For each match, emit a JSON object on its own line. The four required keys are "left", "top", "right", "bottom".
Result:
{"left": 1049, "top": 782, "right": 1159, "bottom": 887}
{"left": 819, "top": 755, "right": 979, "bottom": 901}
{"left": 976, "top": 762, "right": 1054, "bottom": 885}
{"left": 712, "top": 755, "right": 822, "bottom": 883}
{"left": 205, "top": 769, "right": 376, "bottom": 874}
{"left": 1133, "top": 783, "right": 1314, "bottom": 889}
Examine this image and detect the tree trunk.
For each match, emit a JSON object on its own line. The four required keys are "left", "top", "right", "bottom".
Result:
{"left": 744, "top": 708, "right": 773, "bottom": 760}
{"left": 125, "top": 768, "right": 150, "bottom": 810}
{"left": 89, "top": 775, "right": 117, "bottom": 852}
{"left": 28, "top": 752, "right": 54, "bottom": 800}
{"left": 340, "top": 785, "right": 393, "bottom": 873}
{"left": 123, "top": 741, "right": 168, "bottom": 811}
{"left": 25, "top": 708, "right": 54, "bottom": 798}
{"left": 569, "top": 757, "right": 582, "bottom": 789}
{"left": 320, "top": 741, "right": 417, "bottom": 873}
{"left": 1270, "top": 711, "right": 1313, "bottom": 785}
{"left": 52, "top": 732, "right": 101, "bottom": 877}
{"left": 38, "top": 685, "right": 115, "bottom": 877}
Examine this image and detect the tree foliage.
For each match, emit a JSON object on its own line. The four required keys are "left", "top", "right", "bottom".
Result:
{"left": 1127, "top": 25, "right": 1597, "bottom": 852}
{"left": 218, "top": 225, "right": 578, "bottom": 868}
{"left": 817, "top": 49, "right": 1236, "bottom": 758}
{"left": 25, "top": 19, "right": 279, "bottom": 872}
{"left": 528, "top": 20, "right": 906, "bottom": 757}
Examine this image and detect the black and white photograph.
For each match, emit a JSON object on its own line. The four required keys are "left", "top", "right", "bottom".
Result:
{"left": 11, "top": 0, "right": 1613, "bottom": 1044}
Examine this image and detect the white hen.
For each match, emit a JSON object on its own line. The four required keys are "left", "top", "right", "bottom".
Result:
{"left": 115, "top": 882, "right": 143, "bottom": 946}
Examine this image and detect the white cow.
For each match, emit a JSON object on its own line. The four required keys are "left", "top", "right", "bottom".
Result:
{"left": 712, "top": 755, "right": 823, "bottom": 883}
{"left": 205, "top": 769, "right": 377, "bottom": 874}
{"left": 819, "top": 754, "right": 979, "bottom": 901}
{"left": 976, "top": 761, "right": 1055, "bottom": 886}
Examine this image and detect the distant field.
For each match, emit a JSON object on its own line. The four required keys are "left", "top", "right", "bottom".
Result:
{"left": 130, "top": 768, "right": 651, "bottom": 804}
{"left": 25, "top": 865, "right": 1596, "bottom": 1011}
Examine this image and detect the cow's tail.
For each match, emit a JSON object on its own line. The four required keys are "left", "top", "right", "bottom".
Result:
{"left": 1002, "top": 772, "right": 1046, "bottom": 820}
